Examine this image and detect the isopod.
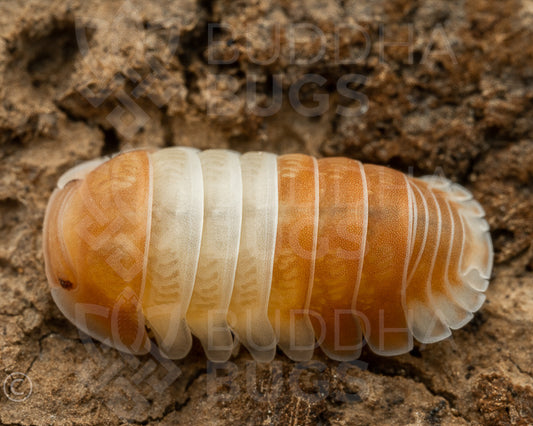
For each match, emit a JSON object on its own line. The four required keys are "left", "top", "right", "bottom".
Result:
{"left": 43, "top": 147, "right": 493, "bottom": 362}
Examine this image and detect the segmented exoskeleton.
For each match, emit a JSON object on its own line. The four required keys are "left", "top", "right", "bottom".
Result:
{"left": 43, "top": 147, "right": 493, "bottom": 362}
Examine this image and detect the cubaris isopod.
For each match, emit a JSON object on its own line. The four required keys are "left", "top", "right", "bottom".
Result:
{"left": 43, "top": 147, "right": 493, "bottom": 362}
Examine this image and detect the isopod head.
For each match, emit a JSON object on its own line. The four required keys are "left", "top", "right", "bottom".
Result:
{"left": 43, "top": 151, "right": 152, "bottom": 354}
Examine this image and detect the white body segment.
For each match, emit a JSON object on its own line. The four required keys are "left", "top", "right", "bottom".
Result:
{"left": 144, "top": 147, "right": 204, "bottom": 359}
{"left": 186, "top": 150, "right": 243, "bottom": 362}
{"left": 228, "top": 152, "right": 279, "bottom": 362}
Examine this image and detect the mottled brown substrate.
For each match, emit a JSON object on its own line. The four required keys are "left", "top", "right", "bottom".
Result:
{"left": 0, "top": 0, "right": 531, "bottom": 425}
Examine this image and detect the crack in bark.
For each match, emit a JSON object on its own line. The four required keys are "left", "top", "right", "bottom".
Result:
{"left": 126, "top": 366, "right": 205, "bottom": 425}
{"left": 508, "top": 355, "right": 531, "bottom": 376}
{"left": 366, "top": 357, "right": 469, "bottom": 423}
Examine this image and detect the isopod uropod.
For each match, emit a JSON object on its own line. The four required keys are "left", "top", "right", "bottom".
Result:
{"left": 43, "top": 147, "right": 493, "bottom": 362}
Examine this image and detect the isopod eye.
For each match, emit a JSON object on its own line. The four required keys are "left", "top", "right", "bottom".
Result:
{"left": 58, "top": 278, "right": 74, "bottom": 290}
{"left": 43, "top": 151, "right": 152, "bottom": 355}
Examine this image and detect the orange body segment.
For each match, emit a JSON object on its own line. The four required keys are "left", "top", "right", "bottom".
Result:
{"left": 268, "top": 154, "right": 318, "bottom": 360}
{"left": 354, "top": 165, "right": 413, "bottom": 355}
{"left": 309, "top": 157, "right": 365, "bottom": 361}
